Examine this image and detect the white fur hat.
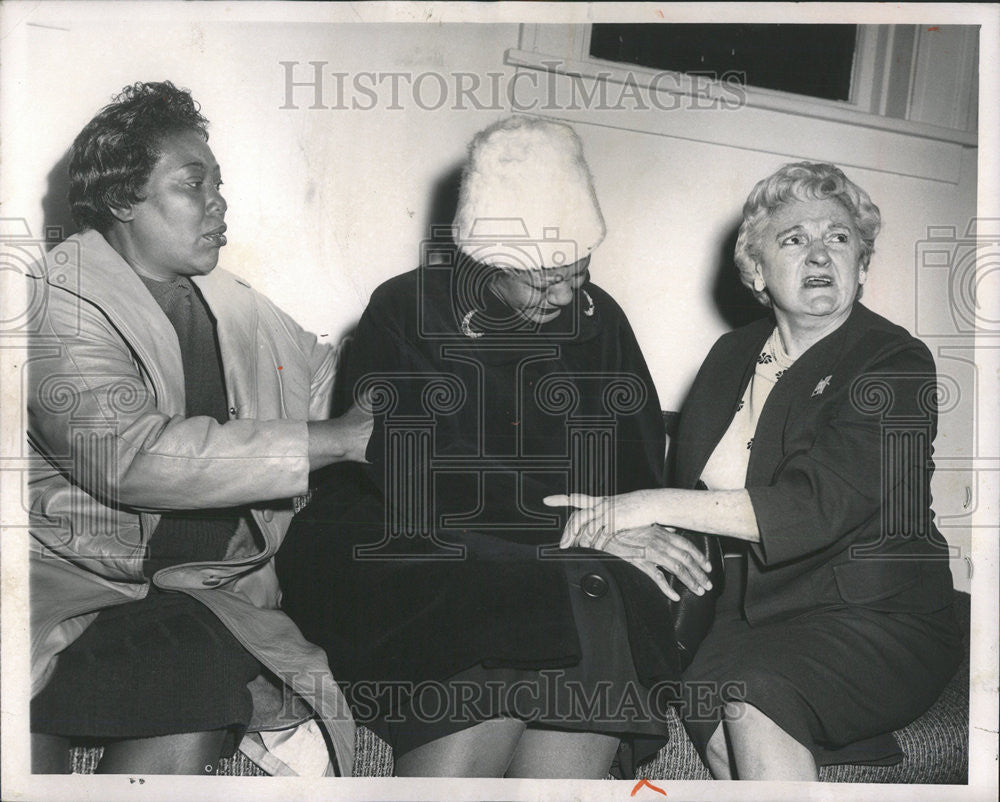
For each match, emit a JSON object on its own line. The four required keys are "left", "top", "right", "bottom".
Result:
{"left": 453, "top": 117, "right": 606, "bottom": 271}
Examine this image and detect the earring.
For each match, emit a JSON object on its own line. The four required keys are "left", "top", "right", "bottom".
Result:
{"left": 752, "top": 275, "right": 765, "bottom": 293}
{"left": 858, "top": 270, "right": 868, "bottom": 285}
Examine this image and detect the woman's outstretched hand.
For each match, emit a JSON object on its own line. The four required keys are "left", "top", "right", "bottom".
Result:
{"left": 544, "top": 490, "right": 666, "bottom": 549}
{"left": 544, "top": 492, "right": 713, "bottom": 601}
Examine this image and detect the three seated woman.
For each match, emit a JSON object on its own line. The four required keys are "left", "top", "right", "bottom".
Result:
{"left": 29, "top": 83, "right": 960, "bottom": 780}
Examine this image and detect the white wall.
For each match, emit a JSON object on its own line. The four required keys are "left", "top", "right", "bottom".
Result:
{"left": 6, "top": 18, "right": 522, "bottom": 340}
{"left": 3, "top": 9, "right": 981, "bottom": 589}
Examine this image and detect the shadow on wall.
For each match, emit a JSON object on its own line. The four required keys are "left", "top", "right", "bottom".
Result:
{"left": 422, "top": 161, "right": 770, "bottom": 333}
{"left": 712, "top": 222, "right": 770, "bottom": 330}
{"left": 422, "top": 162, "right": 464, "bottom": 250}
{"left": 327, "top": 162, "right": 467, "bottom": 422}
{"left": 42, "top": 148, "right": 78, "bottom": 250}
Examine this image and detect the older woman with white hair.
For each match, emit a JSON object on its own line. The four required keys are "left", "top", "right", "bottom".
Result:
{"left": 276, "top": 117, "right": 721, "bottom": 778}
{"left": 549, "top": 162, "right": 962, "bottom": 780}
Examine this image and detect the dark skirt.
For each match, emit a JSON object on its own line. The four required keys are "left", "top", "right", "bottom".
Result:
{"left": 276, "top": 488, "right": 684, "bottom": 773}
{"left": 681, "top": 555, "right": 963, "bottom": 766}
{"left": 32, "top": 588, "right": 261, "bottom": 756}
{"left": 362, "top": 557, "right": 671, "bottom": 761}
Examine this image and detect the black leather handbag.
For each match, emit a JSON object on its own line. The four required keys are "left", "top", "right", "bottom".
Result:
{"left": 663, "top": 524, "right": 725, "bottom": 670}
{"left": 608, "top": 476, "right": 725, "bottom": 679}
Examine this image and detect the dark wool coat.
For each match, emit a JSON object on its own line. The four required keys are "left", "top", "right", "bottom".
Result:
{"left": 277, "top": 261, "right": 699, "bottom": 704}
{"left": 674, "top": 302, "right": 956, "bottom": 625}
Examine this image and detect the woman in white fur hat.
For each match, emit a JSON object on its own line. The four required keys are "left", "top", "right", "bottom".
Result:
{"left": 277, "top": 117, "right": 719, "bottom": 778}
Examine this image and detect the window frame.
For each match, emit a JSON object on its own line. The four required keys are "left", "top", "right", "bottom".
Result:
{"left": 505, "top": 23, "right": 977, "bottom": 147}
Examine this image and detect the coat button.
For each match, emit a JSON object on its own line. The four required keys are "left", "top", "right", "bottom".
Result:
{"left": 580, "top": 573, "right": 608, "bottom": 599}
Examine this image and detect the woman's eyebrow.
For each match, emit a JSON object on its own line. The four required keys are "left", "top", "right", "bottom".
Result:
{"left": 775, "top": 225, "right": 804, "bottom": 239}
{"left": 175, "top": 160, "right": 221, "bottom": 175}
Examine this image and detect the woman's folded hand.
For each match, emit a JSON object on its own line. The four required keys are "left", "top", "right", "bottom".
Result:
{"left": 602, "top": 525, "right": 714, "bottom": 602}
{"left": 545, "top": 489, "right": 715, "bottom": 602}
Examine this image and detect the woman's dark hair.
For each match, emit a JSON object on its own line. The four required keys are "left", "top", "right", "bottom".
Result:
{"left": 68, "top": 81, "right": 209, "bottom": 232}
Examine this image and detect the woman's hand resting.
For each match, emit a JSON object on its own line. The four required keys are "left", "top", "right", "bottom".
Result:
{"left": 545, "top": 490, "right": 669, "bottom": 549}
{"left": 593, "top": 524, "right": 714, "bottom": 601}
{"left": 307, "top": 402, "right": 374, "bottom": 468}
{"left": 545, "top": 492, "right": 713, "bottom": 602}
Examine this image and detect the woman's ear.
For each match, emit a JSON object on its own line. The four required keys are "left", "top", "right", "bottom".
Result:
{"left": 107, "top": 203, "right": 135, "bottom": 224}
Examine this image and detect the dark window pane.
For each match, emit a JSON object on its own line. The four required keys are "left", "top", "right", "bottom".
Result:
{"left": 590, "top": 24, "right": 857, "bottom": 102}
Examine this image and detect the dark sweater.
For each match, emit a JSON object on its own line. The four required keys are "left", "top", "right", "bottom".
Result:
{"left": 138, "top": 274, "right": 241, "bottom": 575}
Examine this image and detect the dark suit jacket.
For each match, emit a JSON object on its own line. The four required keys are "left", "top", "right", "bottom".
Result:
{"left": 673, "top": 303, "right": 955, "bottom": 626}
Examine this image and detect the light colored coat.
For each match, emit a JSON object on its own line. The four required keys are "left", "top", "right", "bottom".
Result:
{"left": 27, "top": 229, "right": 354, "bottom": 774}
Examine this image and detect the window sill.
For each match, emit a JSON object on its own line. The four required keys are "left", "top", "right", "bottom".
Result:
{"left": 505, "top": 48, "right": 976, "bottom": 148}
{"left": 504, "top": 47, "right": 975, "bottom": 184}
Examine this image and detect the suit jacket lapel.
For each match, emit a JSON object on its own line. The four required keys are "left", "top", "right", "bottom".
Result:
{"left": 747, "top": 305, "right": 870, "bottom": 484}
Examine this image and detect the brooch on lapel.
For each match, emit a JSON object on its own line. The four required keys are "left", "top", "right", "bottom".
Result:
{"left": 582, "top": 289, "right": 595, "bottom": 317}
{"left": 811, "top": 375, "right": 833, "bottom": 397}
